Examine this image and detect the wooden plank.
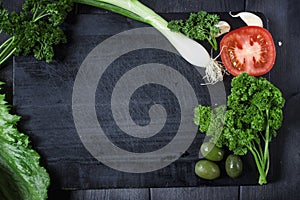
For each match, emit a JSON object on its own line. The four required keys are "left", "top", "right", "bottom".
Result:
{"left": 150, "top": 187, "right": 239, "bottom": 200}
{"left": 70, "top": 189, "right": 149, "bottom": 200}
{"left": 0, "top": 0, "right": 244, "bottom": 199}
{"left": 241, "top": 0, "right": 300, "bottom": 199}
{"left": 13, "top": 12, "right": 261, "bottom": 189}
{"left": 78, "top": 0, "right": 245, "bottom": 14}
{"left": 74, "top": 0, "right": 244, "bottom": 199}
{"left": 240, "top": 93, "right": 300, "bottom": 199}
{"left": 245, "top": 0, "right": 292, "bottom": 97}
{"left": 0, "top": 0, "right": 23, "bottom": 13}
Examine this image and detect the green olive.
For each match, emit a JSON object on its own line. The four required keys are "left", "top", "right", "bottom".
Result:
{"left": 195, "top": 160, "right": 220, "bottom": 180}
{"left": 200, "top": 142, "right": 225, "bottom": 161}
{"left": 225, "top": 155, "right": 243, "bottom": 178}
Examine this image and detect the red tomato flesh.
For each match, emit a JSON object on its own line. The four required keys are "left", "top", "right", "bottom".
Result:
{"left": 220, "top": 26, "right": 276, "bottom": 76}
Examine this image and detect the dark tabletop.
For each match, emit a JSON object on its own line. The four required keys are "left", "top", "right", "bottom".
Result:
{"left": 1, "top": 0, "right": 300, "bottom": 200}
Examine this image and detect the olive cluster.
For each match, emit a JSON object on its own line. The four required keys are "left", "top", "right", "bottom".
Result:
{"left": 195, "top": 142, "right": 243, "bottom": 180}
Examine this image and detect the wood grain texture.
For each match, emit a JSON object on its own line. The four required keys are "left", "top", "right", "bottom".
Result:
{"left": 240, "top": 0, "right": 300, "bottom": 199}
{"left": 2, "top": 0, "right": 242, "bottom": 199}
{"left": 0, "top": 0, "right": 23, "bottom": 12}
{"left": 245, "top": 0, "right": 291, "bottom": 97}
{"left": 70, "top": 189, "right": 149, "bottom": 200}
{"left": 12, "top": 11, "right": 262, "bottom": 190}
{"left": 78, "top": 0, "right": 245, "bottom": 13}
{"left": 3, "top": 0, "right": 299, "bottom": 200}
{"left": 150, "top": 187, "right": 239, "bottom": 200}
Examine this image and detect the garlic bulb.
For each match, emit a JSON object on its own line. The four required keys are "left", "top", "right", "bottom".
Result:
{"left": 215, "top": 21, "right": 231, "bottom": 37}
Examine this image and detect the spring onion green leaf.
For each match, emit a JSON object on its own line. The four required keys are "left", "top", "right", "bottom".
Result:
{"left": 73, "top": 0, "right": 224, "bottom": 83}
{"left": 1, "top": 0, "right": 225, "bottom": 83}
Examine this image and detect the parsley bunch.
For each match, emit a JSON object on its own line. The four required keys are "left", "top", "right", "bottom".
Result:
{"left": 194, "top": 73, "right": 285, "bottom": 185}
{"left": 167, "top": 11, "right": 220, "bottom": 50}
{"left": 0, "top": 0, "right": 73, "bottom": 64}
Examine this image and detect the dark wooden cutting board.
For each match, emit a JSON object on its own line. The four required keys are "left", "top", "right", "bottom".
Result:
{"left": 13, "top": 12, "right": 269, "bottom": 189}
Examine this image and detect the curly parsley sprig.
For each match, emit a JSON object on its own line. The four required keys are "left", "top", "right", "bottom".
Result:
{"left": 0, "top": 0, "right": 73, "bottom": 64}
{"left": 194, "top": 73, "right": 285, "bottom": 185}
{"left": 167, "top": 11, "right": 221, "bottom": 50}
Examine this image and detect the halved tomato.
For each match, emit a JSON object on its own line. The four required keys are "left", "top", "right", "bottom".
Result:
{"left": 220, "top": 26, "right": 276, "bottom": 76}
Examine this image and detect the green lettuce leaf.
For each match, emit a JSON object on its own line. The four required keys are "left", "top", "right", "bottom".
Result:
{"left": 0, "top": 82, "right": 50, "bottom": 200}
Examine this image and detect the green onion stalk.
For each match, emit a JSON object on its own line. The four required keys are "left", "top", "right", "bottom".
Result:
{"left": 73, "top": 0, "right": 169, "bottom": 31}
{"left": 73, "top": 0, "right": 223, "bottom": 84}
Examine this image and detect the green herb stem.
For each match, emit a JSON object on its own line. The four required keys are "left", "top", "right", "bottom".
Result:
{"left": 251, "top": 141, "right": 263, "bottom": 163}
{"left": 0, "top": 36, "right": 13, "bottom": 50}
{"left": 255, "top": 139, "right": 264, "bottom": 161}
{"left": 249, "top": 147, "right": 267, "bottom": 185}
{"left": 33, "top": 12, "right": 51, "bottom": 23}
{"left": 265, "top": 151, "right": 270, "bottom": 176}
{"left": 0, "top": 36, "right": 16, "bottom": 65}
{"left": 263, "top": 110, "right": 270, "bottom": 166}
{"left": 208, "top": 37, "right": 218, "bottom": 51}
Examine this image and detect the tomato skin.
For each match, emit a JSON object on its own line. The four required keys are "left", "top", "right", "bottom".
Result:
{"left": 220, "top": 26, "right": 276, "bottom": 76}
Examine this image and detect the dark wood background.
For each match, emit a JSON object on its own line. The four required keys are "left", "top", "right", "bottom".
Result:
{"left": 1, "top": 0, "right": 299, "bottom": 199}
